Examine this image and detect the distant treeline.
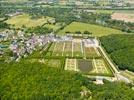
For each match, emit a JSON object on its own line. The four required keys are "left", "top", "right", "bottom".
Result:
{"left": 0, "top": 5, "right": 134, "bottom": 33}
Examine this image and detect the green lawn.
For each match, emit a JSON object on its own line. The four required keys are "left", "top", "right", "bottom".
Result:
{"left": 95, "top": 10, "right": 114, "bottom": 14}
{"left": 43, "top": 23, "right": 62, "bottom": 31}
{"left": 58, "top": 22, "right": 126, "bottom": 37}
{"left": 115, "top": 10, "right": 134, "bottom": 14}
{"left": 5, "top": 14, "right": 52, "bottom": 28}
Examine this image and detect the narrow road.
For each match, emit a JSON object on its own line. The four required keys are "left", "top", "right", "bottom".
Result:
{"left": 99, "top": 46, "right": 131, "bottom": 83}
{"left": 99, "top": 46, "right": 119, "bottom": 73}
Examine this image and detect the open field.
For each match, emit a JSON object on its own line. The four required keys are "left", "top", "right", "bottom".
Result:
{"left": 44, "top": 59, "right": 62, "bottom": 68}
{"left": 25, "top": 58, "right": 61, "bottom": 68}
{"left": 58, "top": 22, "right": 125, "bottom": 37}
{"left": 43, "top": 23, "right": 62, "bottom": 31}
{"left": 111, "top": 13, "right": 134, "bottom": 23}
{"left": 5, "top": 14, "right": 52, "bottom": 28}
{"left": 95, "top": 10, "right": 113, "bottom": 14}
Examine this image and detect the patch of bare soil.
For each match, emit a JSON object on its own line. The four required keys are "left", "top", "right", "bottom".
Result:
{"left": 111, "top": 13, "right": 134, "bottom": 23}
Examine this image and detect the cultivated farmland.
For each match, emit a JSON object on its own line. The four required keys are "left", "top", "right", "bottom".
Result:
{"left": 111, "top": 13, "right": 134, "bottom": 23}
{"left": 58, "top": 22, "right": 125, "bottom": 37}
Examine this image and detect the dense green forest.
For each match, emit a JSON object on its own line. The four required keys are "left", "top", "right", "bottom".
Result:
{"left": 25, "top": 26, "right": 53, "bottom": 34}
{"left": 0, "top": 61, "right": 134, "bottom": 99}
{"left": 0, "top": 21, "right": 10, "bottom": 29}
{"left": 100, "top": 34, "right": 134, "bottom": 72}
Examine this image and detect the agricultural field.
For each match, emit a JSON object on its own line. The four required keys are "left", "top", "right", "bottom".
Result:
{"left": 5, "top": 14, "right": 52, "bottom": 28}
{"left": 111, "top": 13, "right": 134, "bottom": 23}
{"left": 58, "top": 22, "right": 126, "bottom": 37}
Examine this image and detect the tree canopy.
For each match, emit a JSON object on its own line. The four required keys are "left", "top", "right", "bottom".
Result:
{"left": 100, "top": 34, "right": 134, "bottom": 72}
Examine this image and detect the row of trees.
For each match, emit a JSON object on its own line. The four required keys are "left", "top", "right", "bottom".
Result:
{"left": 25, "top": 26, "right": 53, "bottom": 34}
{"left": 65, "top": 31, "right": 92, "bottom": 35}
{"left": 79, "top": 12, "right": 134, "bottom": 33}
{"left": 0, "top": 21, "right": 10, "bottom": 29}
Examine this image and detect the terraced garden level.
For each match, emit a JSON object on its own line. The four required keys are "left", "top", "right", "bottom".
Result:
{"left": 46, "top": 40, "right": 101, "bottom": 58}
{"left": 65, "top": 59, "right": 113, "bottom": 76}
